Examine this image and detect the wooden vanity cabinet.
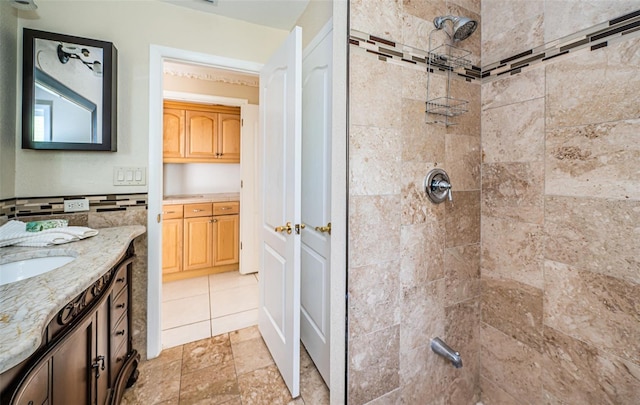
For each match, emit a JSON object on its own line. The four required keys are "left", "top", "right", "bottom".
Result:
{"left": 1, "top": 245, "right": 139, "bottom": 405}
{"left": 163, "top": 101, "right": 241, "bottom": 163}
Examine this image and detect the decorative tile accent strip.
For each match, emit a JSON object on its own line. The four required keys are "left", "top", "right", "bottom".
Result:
{"left": 11, "top": 193, "right": 148, "bottom": 218}
{"left": 349, "top": 30, "right": 481, "bottom": 82}
{"left": 481, "top": 9, "right": 640, "bottom": 81}
{"left": 350, "top": 9, "right": 640, "bottom": 83}
{"left": 0, "top": 199, "right": 16, "bottom": 222}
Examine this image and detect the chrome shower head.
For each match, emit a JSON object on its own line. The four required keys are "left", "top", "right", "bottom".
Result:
{"left": 433, "top": 15, "right": 478, "bottom": 41}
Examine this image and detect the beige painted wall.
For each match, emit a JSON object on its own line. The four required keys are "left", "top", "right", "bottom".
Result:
{"left": 296, "top": 0, "right": 333, "bottom": 47}
{"left": 15, "top": 0, "right": 288, "bottom": 197}
{"left": 0, "top": 2, "right": 17, "bottom": 200}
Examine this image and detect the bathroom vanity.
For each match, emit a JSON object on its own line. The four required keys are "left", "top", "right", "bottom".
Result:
{"left": 0, "top": 225, "right": 145, "bottom": 405}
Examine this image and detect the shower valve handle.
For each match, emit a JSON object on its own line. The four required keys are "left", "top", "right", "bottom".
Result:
{"left": 432, "top": 179, "right": 452, "bottom": 201}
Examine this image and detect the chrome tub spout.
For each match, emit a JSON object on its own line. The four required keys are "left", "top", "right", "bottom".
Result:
{"left": 431, "top": 337, "right": 463, "bottom": 368}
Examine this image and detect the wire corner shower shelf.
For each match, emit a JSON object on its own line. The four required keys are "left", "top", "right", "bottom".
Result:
{"left": 425, "top": 44, "right": 472, "bottom": 126}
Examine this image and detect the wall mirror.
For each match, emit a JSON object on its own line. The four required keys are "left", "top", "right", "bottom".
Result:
{"left": 22, "top": 28, "right": 117, "bottom": 151}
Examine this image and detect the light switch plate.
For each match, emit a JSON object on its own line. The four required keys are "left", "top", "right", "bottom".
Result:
{"left": 113, "top": 167, "right": 146, "bottom": 186}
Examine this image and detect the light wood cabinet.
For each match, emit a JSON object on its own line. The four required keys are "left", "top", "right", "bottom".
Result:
{"left": 162, "top": 201, "right": 240, "bottom": 282}
{"left": 218, "top": 113, "right": 241, "bottom": 161}
{"left": 163, "top": 101, "right": 240, "bottom": 163}
{"left": 186, "top": 110, "right": 218, "bottom": 159}
{"left": 213, "top": 213, "right": 239, "bottom": 266}
{"left": 162, "top": 205, "right": 183, "bottom": 275}
{"left": 163, "top": 108, "right": 185, "bottom": 159}
{"left": 162, "top": 221, "right": 183, "bottom": 275}
{"left": 183, "top": 216, "right": 214, "bottom": 271}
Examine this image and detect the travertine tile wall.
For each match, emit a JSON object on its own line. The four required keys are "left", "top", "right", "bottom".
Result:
{"left": 348, "top": 1, "right": 481, "bottom": 403}
{"left": 480, "top": 2, "right": 640, "bottom": 404}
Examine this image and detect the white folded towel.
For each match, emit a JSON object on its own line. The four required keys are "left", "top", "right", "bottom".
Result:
{"left": 0, "top": 221, "right": 99, "bottom": 247}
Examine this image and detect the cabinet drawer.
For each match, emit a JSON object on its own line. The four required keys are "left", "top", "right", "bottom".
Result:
{"left": 110, "top": 287, "right": 128, "bottom": 331}
{"left": 113, "top": 262, "right": 128, "bottom": 297}
{"left": 111, "top": 337, "right": 129, "bottom": 387}
{"left": 163, "top": 204, "right": 184, "bottom": 219}
{"left": 213, "top": 201, "right": 239, "bottom": 215}
{"left": 112, "top": 315, "right": 128, "bottom": 353}
{"left": 184, "top": 203, "right": 213, "bottom": 218}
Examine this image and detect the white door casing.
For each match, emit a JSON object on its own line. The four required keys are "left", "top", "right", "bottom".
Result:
{"left": 258, "top": 26, "right": 302, "bottom": 398}
{"left": 300, "top": 22, "right": 332, "bottom": 386}
{"left": 240, "top": 104, "right": 259, "bottom": 275}
{"left": 147, "top": 45, "right": 262, "bottom": 359}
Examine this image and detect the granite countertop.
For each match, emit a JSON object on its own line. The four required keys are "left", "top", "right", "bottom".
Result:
{"left": 0, "top": 225, "right": 145, "bottom": 374}
{"left": 163, "top": 192, "right": 240, "bottom": 205}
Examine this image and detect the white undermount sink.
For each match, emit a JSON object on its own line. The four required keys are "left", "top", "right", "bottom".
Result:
{"left": 0, "top": 256, "right": 76, "bottom": 286}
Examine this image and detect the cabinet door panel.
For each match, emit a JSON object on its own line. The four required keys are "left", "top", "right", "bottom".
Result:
{"left": 13, "top": 361, "right": 49, "bottom": 405}
{"left": 163, "top": 108, "right": 185, "bottom": 158}
{"left": 162, "top": 219, "right": 183, "bottom": 274}
{"left": 186, "top": 111, "right": 217, "bottom": 158}
{"left": 51, "top": 318, "right": 93, "bottom": 405}
{"left": 218, "top": 113, "right": 241, "bottom": 162}
{"left": 96, "top": 301, "right": 110, "bottom": 405}
{"left": 213, "top": 214, "right": 239, "bottom": 266}
{"left": 184, "top": 217, "right": 213, "bottom": 270}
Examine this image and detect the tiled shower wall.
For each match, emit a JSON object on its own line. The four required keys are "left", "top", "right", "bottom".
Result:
{"left": 348, "top": 0, "right": 482, "bottom": 403}
{"left": 480, "top": 2, "right": 640, "bottom": 404}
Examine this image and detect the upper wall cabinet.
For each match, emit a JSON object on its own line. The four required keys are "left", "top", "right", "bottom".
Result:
{"left": 163, "top": 101, "right": 241, "bottom": 163}
{"left": 22, "top": 29, "right": 117, "bottom": 151}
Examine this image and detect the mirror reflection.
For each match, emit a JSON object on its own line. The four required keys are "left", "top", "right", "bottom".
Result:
{"left": 23, "top": 29, "right": 117, "bottom": 151}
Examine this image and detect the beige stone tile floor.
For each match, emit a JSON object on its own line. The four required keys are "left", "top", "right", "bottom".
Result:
{"left": 121, "top": 326, "right": 329, "bottom": 405}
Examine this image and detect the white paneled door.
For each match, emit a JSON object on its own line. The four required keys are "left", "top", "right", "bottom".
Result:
{"left": 258, "top": 26, "right": 302, "bottom": 398}
{"left": 300, "top": 25, "right": 332, "bottom": 386}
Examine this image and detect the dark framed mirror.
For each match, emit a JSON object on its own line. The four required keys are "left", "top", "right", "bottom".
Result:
{"left": 22, "top": 28, "right": 117, "bottom": 151}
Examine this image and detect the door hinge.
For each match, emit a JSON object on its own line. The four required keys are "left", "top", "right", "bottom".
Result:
{"left": 241, "top": 118, "right": 244, "bottom": 126}
{"left": 241, "top": 180, "right": 243, "bottom": 188}
{"left": 240, "top": 242, "right": 243, "bottom": 250}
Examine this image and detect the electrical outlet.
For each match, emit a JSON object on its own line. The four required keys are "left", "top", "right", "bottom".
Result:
{"left": 64, "top": 198, "right": 90, "bottom": 212}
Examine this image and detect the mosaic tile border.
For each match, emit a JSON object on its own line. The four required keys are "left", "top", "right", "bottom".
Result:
{"left": 0, "top": 199, "right": 16, "bottom": 222}
{"left": 1, "top": 193, "right": 148, "bottom": 220}
{"left": 482, "top": 8, "right": 640, "bottom": 81}
{"left": 349, "top": 9, "right": 640, "bottom": 83}
{"left": 349, "top": 29, "right": 481, "bottom": 82}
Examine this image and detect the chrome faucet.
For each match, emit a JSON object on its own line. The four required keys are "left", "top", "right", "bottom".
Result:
{"left": 431, "top": 337, "right": 463, "bottom": 368}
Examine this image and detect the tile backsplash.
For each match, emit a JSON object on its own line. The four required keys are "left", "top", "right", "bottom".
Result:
{"left": 0, "top": 193, "right": 149, "bottom": 361}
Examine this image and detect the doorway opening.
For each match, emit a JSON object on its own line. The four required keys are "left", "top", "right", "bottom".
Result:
{"left": 147, "top": 38, "right": 337, "bottom": 403}
{"left": 147, "top": 11, "right": 348, "bottom": 402}
{"left": 159, "top": 60, "right": 260, "bottom": 346}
